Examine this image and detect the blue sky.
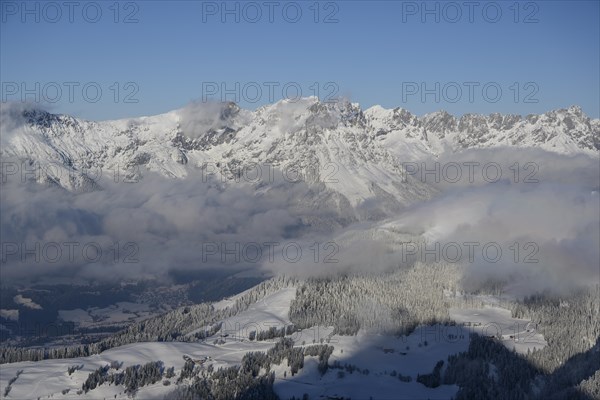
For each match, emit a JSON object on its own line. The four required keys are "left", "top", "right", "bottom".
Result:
{"left": 1, "top": 0, "right": 599, "bottom": 120}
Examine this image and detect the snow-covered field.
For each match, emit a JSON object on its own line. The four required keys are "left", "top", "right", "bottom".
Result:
{"left": 58, "top": 302, "right": 157, "bottom": 329}
{"left": 273, "top": 327, "right": 467, "bottom": 400}
{"left": 450, "top": 306, "right": 547, "bottom": 354}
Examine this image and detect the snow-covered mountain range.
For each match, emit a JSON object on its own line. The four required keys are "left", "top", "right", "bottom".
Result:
{"left": 1, "top": 98, "right": 598, "bottom": 212}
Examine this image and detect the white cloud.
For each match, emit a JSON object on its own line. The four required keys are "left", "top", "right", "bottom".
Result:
{"left": 13, "top": 295, "right": 42, "bottom": 310}
{"left": 0, "top": 309, "right": 19, "bottom": 321}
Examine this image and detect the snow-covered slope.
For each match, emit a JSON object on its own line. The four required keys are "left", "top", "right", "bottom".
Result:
{"left": 0, "top": 285, "right": 544, "bottom": 400}
{"left": 3, "top": 270, "right": 595, "bottom": 400}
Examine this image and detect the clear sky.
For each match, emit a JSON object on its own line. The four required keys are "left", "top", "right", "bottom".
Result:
{"left": 1, "top": 0, "right": 599, "bottom": 120}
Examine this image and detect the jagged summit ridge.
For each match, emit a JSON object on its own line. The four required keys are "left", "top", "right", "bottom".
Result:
{"left": 1, "top": 99, "right": 598, "bottom": 206}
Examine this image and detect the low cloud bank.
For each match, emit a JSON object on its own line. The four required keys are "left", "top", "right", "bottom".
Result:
{"left": 1, "top": 146, "right": 598, "bottom": 297}
{"left": 389, "top": 148, "right": 599, "bottom": 296}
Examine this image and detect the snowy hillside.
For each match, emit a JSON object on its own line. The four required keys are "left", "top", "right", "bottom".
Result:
{"left": 0, "top": 282, "right": 557, "bottom": 400}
